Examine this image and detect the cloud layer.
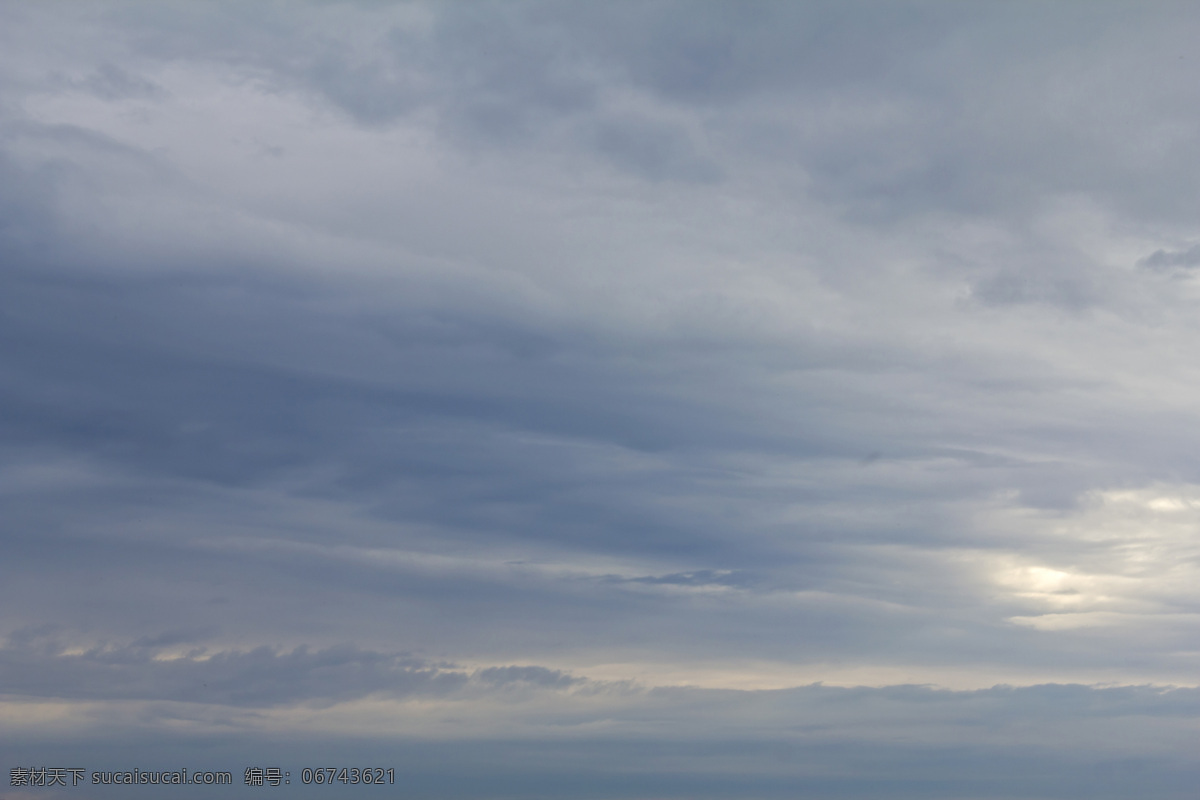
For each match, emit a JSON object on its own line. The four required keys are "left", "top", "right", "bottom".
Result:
{"left": 2, "top": 2, "right": 1200, "bottom": 797}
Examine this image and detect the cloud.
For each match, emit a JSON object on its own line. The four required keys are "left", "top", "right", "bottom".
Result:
{"left": 0, "top": 631, "right": 466, "bottom": 707}
{"left": 2, "top": 658, "right": 1198, "bottom": 799}
{"left": 589, "top": 114, "right": 721, "bottom": 182}
{"left": 4, "top": 2, "right": 1200, "bottom": 797}
{"left": 73, "top": 63, "right": 165, "bottom": 101}
{"left": 1138, "top": 244, "right": 1200, "bottom": 273}
{"left": 475, "top": 664, "right": 581, "bottom": 689}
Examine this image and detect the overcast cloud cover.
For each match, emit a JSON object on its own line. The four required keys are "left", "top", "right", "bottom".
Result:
{"left": 2, "top": 1, "right": 1199, "bottom": 797}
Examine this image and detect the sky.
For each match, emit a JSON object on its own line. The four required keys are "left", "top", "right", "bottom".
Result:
{"left": 1, "top": 1, "right": 1199, "bottom": 798}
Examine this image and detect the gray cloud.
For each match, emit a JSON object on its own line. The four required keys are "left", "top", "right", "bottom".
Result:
{"left": 73, "top": 63, "right": 165, "bottom": 101}
{"left": 4, "top": 3, "right": 1200, "bottom": 798}
{"left": 0, "top": 630, "right": 465, "bottom": 707}
{"left": 590, "top": 115, "right": 721, "bottom": 182}
{"left": 1138, "top": 244, "right": 1200, "bottom": 272}
{"left": 2, "top": 659, "right": 1197, "bottom": 799}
